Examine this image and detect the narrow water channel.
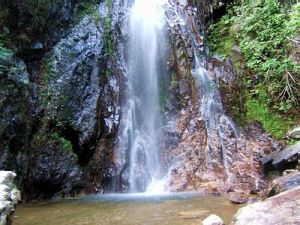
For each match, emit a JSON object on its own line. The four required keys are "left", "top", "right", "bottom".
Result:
{"left": 13, "top": 193, "right": 241, "bottom": 225}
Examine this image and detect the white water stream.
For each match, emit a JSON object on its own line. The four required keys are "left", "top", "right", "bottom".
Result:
{"left": 117, "top": 0, "right": 168, "bottom": 193}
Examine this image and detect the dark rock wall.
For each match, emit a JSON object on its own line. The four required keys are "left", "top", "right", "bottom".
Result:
{"left": 192, "top": 0, "right": 233, "bottom": 27}
{"left": 0, "top": 0, "right": 92, "bottom": 60}
{"left": 0, "top": 0, "right": 126, "bottom": 200}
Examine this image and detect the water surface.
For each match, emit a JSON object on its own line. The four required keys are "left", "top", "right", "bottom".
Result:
{"left": 14, "top": 193, "right": 241, "bottom": 225}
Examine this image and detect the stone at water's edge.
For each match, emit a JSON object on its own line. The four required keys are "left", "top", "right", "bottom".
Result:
{"left": 202, "top": 214, "right": 225, "bottom": 225}
{"left": 0, "top": 171, "right": 21, "bottom": 225}
{"left": 232, "top": 186, "right": 300, "bottom": 225}
{"left": 272, "top": 141, "right": 300, "bottom": 169}
{"left": 228, "top": 192, "right": 250, "bottom": 204}
{"left": 271, "top": 171, "right": 300, "bottom": 194}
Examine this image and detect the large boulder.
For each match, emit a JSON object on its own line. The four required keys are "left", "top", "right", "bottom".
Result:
{"left": 232, "top": 186, "right": 300, "bottom": 225}
{"left": 272, "top": 142, "right": 300, "bottom": 169}
{"left": 0, "top": 171, "right": 21, "bottom": 225}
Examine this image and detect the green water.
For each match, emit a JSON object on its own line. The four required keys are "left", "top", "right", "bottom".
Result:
{"left": 13, "top": 193, "right": 241, "bottom": 225}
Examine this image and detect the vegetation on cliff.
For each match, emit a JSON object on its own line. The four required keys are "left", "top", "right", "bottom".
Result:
{"left": 208, "top": 1, "right": 300, "bottom": 139}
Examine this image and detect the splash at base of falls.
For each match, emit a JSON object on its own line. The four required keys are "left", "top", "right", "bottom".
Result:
{"left": 146, "top": 177, "right": 169, "bottom": 194}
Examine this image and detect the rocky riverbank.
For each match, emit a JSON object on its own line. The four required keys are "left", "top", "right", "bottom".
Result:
{"left": 202, "top": 185, "right": 300, "bottom": 225}
{"left": 0, "top": 171, "right": 21, "bottom": 225}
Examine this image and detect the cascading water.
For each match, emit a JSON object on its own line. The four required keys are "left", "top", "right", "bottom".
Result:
{"left": 163, "top": 1, "right": 240, "bottom": 187}
{"left": 116, "top": 0, "right": 168, "bottom": 193}
{"left": 115, "top": 0, "right": 240, "bottom": 193}
{"left": 193, "top": 56, "right": 239, "bottom": 184}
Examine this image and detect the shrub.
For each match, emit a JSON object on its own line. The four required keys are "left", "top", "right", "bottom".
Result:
{"left": 208, "top": 1, "right": 300, "bottom": 139}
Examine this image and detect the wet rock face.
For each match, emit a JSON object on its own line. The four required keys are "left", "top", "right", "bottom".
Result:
{"left": 39, "top": 15, "right": 105, "bottom": 164}
{"left": 164, "top": 1, "right": 279, "bottom": 195}
{"left": 207, "top": 57, "right": 246, "bottom": 120}
{"left": 25, "top": 135, "right": 83, "bottom": 199}
{"left": 0, "top": 59, "right": 32, "bottom": 188}
{"left": 192, "top": 0, "right": 233, "bottom": 27}
{"left": 0, "top": 0, "right": 89, "bottom": 60}
{"left": 0, "top": 1, "right": 124, "bottom": 198}
{"left": 233, "top": 186, "right": 300, "bottom": 225}
{"left": 168, "top": 108, "right": 278, "bottom": 195}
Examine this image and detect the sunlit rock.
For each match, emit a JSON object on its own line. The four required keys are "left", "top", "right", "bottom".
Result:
{"left": 0, "top": 171, "right": 20, "bottom": 225}
{"left": 202, "top": 214, "right": 225, "bottom": 225}
{"left": 233, "top": 186, "right": 300, "bottom": 225}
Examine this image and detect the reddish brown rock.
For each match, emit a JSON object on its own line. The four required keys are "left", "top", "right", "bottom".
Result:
{"left": 232, "top": 186, "right": 300, "bottom": 225}
{"left": 167, "top": 107, "right": 277, "bottom": 195}
{"left": 228, "top": 192, "right": 249, "bottom": 204}
{"left": 164, "top": 0, "right": 279, "bottom": 196}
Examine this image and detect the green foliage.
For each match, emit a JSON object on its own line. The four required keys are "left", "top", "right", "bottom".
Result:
{"left": 170, "top": 72, "right": 179, "bottom": 90}
{"left": 245, "top": 87, "right": 294, "bottom": 138}
{"left": 105, "top": 0, "right": 113, "bottom": 8}
{"left": 41, "top": 57, "right": 56, "bottom": 84}
{"left": 208, "top": 1, "right": 299, "bottom": 139}
{"left": 209, "top": 1, "right": 300, "bottom": 109}
{"left": 75, "top": 1, "right": 101, "bottom": 24}
{"left": 207, "top": 14, "right": 236, "bottom": 58}
{"left": 236, "top": 2, "right": 299, "bottom": 107}
{"left": 104, "top": 16, "right": 113, "bottom": 55}
{"left": 103, "top": 0, "right": 113, "bottom": 56}
{"left": 51, "top": 133, "right": 73, "bottom": 152}
{"left": 289, "top": 138, "right": 298, "bottom": 146}
{"left": 0, "top": 40, "right": 13, "bottom": 74}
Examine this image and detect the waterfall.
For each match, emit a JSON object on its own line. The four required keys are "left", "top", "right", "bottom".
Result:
{"left": 193, "top": 56, "right": 239, "bottom": 184}
{"left": 117, "top": 0, "right": 168, "bottom": 193}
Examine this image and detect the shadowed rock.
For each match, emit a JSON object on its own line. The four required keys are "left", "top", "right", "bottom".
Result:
{"left": 272, "top": 142, "right": 300, "bottom": 169}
